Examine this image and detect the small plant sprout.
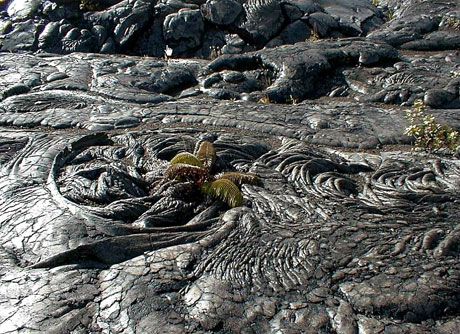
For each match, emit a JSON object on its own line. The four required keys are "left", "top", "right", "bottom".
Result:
{"left": 209, "top": 46, "right": 223, "bottom": 60}
{"left": 288, "top": 94, "right": 298, "bottom": 105}
{"left": 258, "top": 96, "right": 271, "bottom": 104}
{"left": 310, "top": 25, "right": 320, "bottom": 41}
{"left": 387, "top": 10, "right": 394, "bottom": 20}
{"left": 166, "top": 141, "right": 259, "bottom": 207}
{"left": 404, "top": 99, "right": 460, "bottom": 152}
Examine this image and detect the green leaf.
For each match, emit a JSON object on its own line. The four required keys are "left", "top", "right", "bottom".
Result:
{"left": 216, "top": 172, "right": 259, "bottom": 187}
{"left": 200, "top": 179, "right": 243, "bottom": 208}
{"left": 170, "top": 152, "right": 204, "bottom": 168}
{"left": 196, "top": 141, "right": 216, "bottom": 169}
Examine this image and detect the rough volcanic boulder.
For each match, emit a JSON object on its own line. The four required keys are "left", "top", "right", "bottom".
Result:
{"left": 201, "top": 0, "right": 243, "bottom": 26}
{"left": 164, "top": 9, "right": 205, "bottom": 57}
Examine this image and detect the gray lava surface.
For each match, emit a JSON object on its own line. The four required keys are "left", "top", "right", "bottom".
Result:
{"left": 1, "top": 0, "right": 460, "bottom": 333}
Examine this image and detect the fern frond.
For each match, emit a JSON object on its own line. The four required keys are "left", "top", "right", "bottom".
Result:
{"left": 200, "top": 179, "right": 243, "bottom": 208}
{"left": 170, "top": 152, "right": 204, "bottom": 168}
{"left": 196, "top": 141, "right": 216, "bottom": 169}
{"left": 216, "top": 172, "right": 259, "bottom": 187}
{"left": 166, "top": 163, "right": 208, "bottom": 182}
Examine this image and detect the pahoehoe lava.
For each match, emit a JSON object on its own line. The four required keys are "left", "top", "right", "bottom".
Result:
{"left": 1, "top": 0, "right": 460, "bottom": 333}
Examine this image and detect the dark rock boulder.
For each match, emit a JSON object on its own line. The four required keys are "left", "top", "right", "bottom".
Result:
{"left": 306, "top": 11, "right": 338, "bottom": 38}
{"left": 201, "top": 0, "right": 243, "bottom": 26}
{"left": 315, "top": 0, "right": 385, "bottom": 35}
{"left": 42, "top": 0, "right": 83, "bottom": 21}
{"left": 201, "top": 38, "right": 399, "bottom": 103}
{"left": 238, "top": 0, "right": 285, "bottom": 48}
{"left": 368, "top": 0, "right": 460, "bottom": 51}
{"left": 0, "top": 19, "right": 41, "bottom": 51}
{"left": 286, "top": 0, "right": 323, "bottom": 16}
{"left": 368, "top": 15, "right": 440, "bottom": 47}
{"left": 0, "top": 18, "right": 11, "bottom": 35}
{"left": 113, "top": 0, "right": 153, "bottom": 47}
{"left": 37, "top": 21, "right": 60, "bottom": 50}
{"left": 281, "top": 1, "right": 304, "bottom": 22}
{"left": 424, "top": 88, "right": 458, "bottom": 108}
{"left": 6, "top": 0, "right": 41, "bottom": 19}
{"left": 400, "top": 30, "right": 460, "bottom": 50}
{"left": 60, "top": 27, "right": 99, "bottom": 52}
{"left": 164, "top": 9, "right": 204, "bottom": 57}
{"left": 266, "top": 20, "right": 311, "bottom": 47}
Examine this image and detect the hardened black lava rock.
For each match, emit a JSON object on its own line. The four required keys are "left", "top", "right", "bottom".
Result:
{"left": 0, "top": 0, "right": 387, "bottom": 57}
{"left": 1, "top": 0, "right": 460, "bottom": 333}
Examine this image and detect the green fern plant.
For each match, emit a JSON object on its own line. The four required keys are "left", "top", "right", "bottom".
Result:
{"left": 166, "top": 141, "right": 259, "bottom": 207}
{"left": 170, "top": 152, "right": 204, "bottom": 168}
{"left": 200, "top": 179, "right": 244, "bottom": 208}
{"left": 404, "top": 99, "right": 459, "bottom": 152}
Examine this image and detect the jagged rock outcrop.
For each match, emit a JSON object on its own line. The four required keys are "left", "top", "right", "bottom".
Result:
{"left": 0, "top": 0, "right": 387, "bottom": 57}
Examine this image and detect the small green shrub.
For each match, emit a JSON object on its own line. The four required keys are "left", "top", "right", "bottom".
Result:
{"left": 404, "top": 99, "right": 459, "bottom": 152}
